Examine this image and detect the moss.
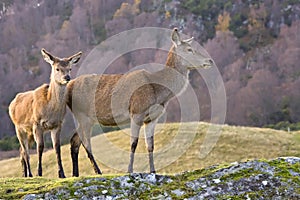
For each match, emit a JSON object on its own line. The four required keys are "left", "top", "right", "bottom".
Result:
{"left": 177, "top": 163, "right": 231, "bottom": 182}
{"left": 268, "top": 159, "right": 300, "bottom": 183}
{"left": 0, "top": 177, "right": 63, "bottom": 199}
{"left": 221, "top": 168, "right": 263, "bottom": 181}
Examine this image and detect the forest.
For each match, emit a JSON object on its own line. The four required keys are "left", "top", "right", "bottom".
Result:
{"left": 0, "top": 0, "right": 299, "bottom": 143}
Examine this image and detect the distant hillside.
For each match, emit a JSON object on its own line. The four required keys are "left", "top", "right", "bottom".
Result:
{"left": 0, "top": 122, "right": 299, "bottom": 178}
{"left": 1, "top": 0, "right": 300, "bottom": 138}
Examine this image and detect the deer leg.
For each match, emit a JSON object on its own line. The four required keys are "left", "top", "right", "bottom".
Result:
{"left": 16, "top": 128, "right": 32, "bottom": 177}
{"left": 20, "top": 146, "right": 29, "bottom": 177}
{"left": 144, "top": 119, "right": 157, "bottom": 173}
{"left": 51, "top": 127, "right": 65, "bottom": 178}
{"left": 128, "top": 115, "right": 143, "bottom": 173}
{"left": 70, "top": 132, "right": 81, "bottom": 177}
{"left": 20, "top": 151, "right": 27, "bottom": 177}
{"left": 82, "top": 142, "right": 102, "bottom": 175}
{"left": 75, "top": 117, "right": 102, "bottom": 175}
{"left": 33, "top": 125, "right": 44, "bottom": 176}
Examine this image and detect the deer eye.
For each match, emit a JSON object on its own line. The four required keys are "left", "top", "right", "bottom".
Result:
{"left": 187, "top": 48, "right": 193, "bottom": 52}
{"left": 56, "top": 68, "right": 60, "bottom": 72}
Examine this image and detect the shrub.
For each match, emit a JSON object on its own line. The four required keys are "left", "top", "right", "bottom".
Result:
{"left": 0, "top": 136, "right": 20, "bottom": 151}
{"left": 264, "top": 121, "right": 300, "bottom": 131}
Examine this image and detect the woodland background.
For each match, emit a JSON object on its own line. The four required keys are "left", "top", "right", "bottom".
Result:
{"left": 0, "top": 0, "right": 299, "bottom": 147}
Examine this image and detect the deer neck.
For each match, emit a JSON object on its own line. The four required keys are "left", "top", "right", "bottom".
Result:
{"left": 165, "top": 46, "right": 189, "bottom": 76}
{"left": 47, "top": 78, "right": 67, "bottom": 109}
{"left": 162, "top": 46, "right": 189, "bottom": 96}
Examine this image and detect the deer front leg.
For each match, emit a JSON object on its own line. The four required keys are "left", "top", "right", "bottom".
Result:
{"left": 144, "top": 119, "right": 157, "bottom": 173}
{"left": 33, "top": 124, "right": 44, "bottom": 176}
{"left": 51, "top": 127, "right": 66, "bottom": 178}
{"left": 128, "top": 115, "right": 143, "bottom": 173}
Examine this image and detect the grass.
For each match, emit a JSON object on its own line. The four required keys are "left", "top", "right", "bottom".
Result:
{"left": 0, "top": 122, "right": 299, "bottom": 178}
{"left": 0, "top": 121, "right": 299, "bottom": 199}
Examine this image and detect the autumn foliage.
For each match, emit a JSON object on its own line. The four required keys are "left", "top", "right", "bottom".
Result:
{"left": 0, "top": 0, "right": 300, "bottom": 140}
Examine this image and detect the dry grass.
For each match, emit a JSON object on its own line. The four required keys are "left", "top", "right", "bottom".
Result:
{"left": 0, "top": 122, "right": 299, "bottom": 178}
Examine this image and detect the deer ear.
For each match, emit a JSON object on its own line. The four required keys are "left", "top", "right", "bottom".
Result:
{"left": 183, "top": 37, "right": 194, "bottom": 45}
{"left": 171, "top": 28, "right": 181, "bottom": 47}
{"left": 41, "top": 48, "right": 55, "bottom": 65}
{"left": 68, "top": 51, "right": 82, "bottom": 65}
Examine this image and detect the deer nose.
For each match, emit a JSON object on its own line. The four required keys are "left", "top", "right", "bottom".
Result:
{"left": 65, "top": 75, "right": 71, "bottom": 82}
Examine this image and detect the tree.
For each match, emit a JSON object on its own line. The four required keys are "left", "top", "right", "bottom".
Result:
{"left": 215, "top": 11, "right": 231, "bottom": 32}
{"left": 113, "top": 0, "right": 140, "bottom": 20}
{"left": 204, "top": 31, "right": 243, "bottom": 69}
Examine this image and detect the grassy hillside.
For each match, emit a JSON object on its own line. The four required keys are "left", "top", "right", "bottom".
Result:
{"left": 0, "top": 122, "right": 299, "bottom": 178}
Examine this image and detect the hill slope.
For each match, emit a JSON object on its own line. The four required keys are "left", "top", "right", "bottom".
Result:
{"left": 0, "top": 122, "right": 299, "bottom": 178}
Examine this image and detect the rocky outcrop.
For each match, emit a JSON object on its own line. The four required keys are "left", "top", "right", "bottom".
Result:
{"left": 22, "top": 157, "right": 299, "bottom": 199}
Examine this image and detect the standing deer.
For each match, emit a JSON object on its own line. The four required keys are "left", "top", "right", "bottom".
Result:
{"left": 67, "top": 28, "right": 213, "bottom": 176}
{"left": 9, "top": 49, "right": 82, "bottom": 178}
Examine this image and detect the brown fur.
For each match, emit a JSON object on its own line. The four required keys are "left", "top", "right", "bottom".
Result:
{"left": 67, "top": 28, "right": 213, "bottom": 176}
{"left": 8, "top": 49, "right": 82, "bottom": 178}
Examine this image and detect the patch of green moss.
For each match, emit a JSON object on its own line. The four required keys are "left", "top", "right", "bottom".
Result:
{"left": 268, "top": 159, "right": 300, "bottom": 194}
{"left": 220, "top": 168, "right": 262, "bottom": 181}
{"left": 178, "top": 163, "right": 232, "bottom": 182}
{"left": 0, "top": 177, "right": 68, "bottom": 199}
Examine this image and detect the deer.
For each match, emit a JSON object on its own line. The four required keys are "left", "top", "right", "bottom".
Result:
{"left": 67, "top": 28, "right": 213, "bottom": 176}
{"left": 8, "top": 49, "right": 82, "bottom": 178}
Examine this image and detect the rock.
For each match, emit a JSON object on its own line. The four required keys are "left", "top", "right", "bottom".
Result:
{"left": 281, "top": 157, "right": 300, "bottom": 164}
{"left": 80, "top": 195, "right": 89, "bottom": 200}
{"left": 73, "top": 182, "right": 84, "bottom": 187}
{"left": 74, "top": 190, "right": 83, "bottom": 196}
{"left": 85, "top": 179, "right": 92, "bottom": 184}
{"left": 213, "top": 179, "right": 221, "bottom": 184}
{"left": 83, "top": 185, "right": 99, "bottom": 191}
{"left": 172, "top": 189, "right": 185, "bottom": 197}
{"left": 144, "top": 173, "right": 157, "bottom": 184}
{"left": 262, "top": 180, "right": 268, "bottom": 186}
{"left": 18, "top": 157, "right": 300, "bottom": 199}
{"left": 102, "top": 190, "right": 108, "bottom": 194}
{"left": 92, "top": 196, "right": 106, "bottom": 200}
{"left": 23, "top": 194, "right": 43, "bottom": 200}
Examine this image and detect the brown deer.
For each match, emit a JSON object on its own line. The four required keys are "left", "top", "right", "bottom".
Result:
{"left": 67, "top": 28, "right": 213, "bottom": 176}
{"left": 9, "top": 49, "right": 82, "bottom": 178}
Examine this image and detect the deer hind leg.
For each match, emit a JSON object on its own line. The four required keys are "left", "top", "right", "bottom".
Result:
{"left": 72, "top": 116, "right": 101, "bottom": 176}
{"left": 82, "top": 140, "right": 102, "bottom": 175}
{"left": 16, "top": 128, "right": 32, "bottom": 177}
{"left": 128, "top": 114, "right": 143, "bottom": 173}
{"left": 33, "top": 124, "right": 44, "bottom": 176}
{"left": 70, "top": 132, "right": 81, "bottom": 177}
{"left": 51, "top": 127, "right": 65, "bottom": 178}
{"left": 144, "top": 119, "right": 157, "bottom": 173}
{"left": 20, "top": 150, "right": 27, "bottom": 177}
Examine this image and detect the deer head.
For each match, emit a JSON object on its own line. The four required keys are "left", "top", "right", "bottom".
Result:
{"left": 41, "top": 48, "right": 82, "bottom": 85}
{"left": 171, "top": 28, "right": 213, "bottom": 70}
